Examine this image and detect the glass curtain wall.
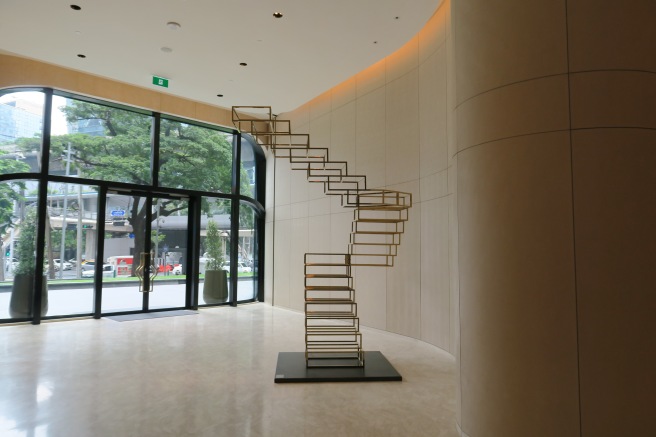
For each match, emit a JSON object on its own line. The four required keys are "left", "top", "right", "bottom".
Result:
{"left": 0, "top": 87, "right": 265, "bottom": 324}
{"left": 0, "top": 181, "right": 42, "bottom": 320}
{"left": 198, "top": 197, "right": 232, "bottom": 305}
{"left": 44, "top": 182, "right": 98, "bottom": 317}
{"left": 237, "top": 202, "right": 259, "bottom": 301}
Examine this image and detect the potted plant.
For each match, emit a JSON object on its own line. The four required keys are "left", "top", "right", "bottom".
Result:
{"left": 9, "top": 208, "right": 48, "bottom": 318}
{"left": 203, "top": 219, "right": 228, "bottom": 303}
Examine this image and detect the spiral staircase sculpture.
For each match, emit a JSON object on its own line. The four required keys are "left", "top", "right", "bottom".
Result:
{"left": 233, "top": 106, "right": 412, "bottom": 369}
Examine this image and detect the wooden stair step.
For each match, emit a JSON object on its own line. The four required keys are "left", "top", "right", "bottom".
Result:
{"left": 351, "top": 230, "right": 402, "bottom": 235}
{"left": 306, "top": 310, "right": 357, "bottom": 314}
{"left": 305, "top": 274, "right": 351, "bottom": 278}
{"left": 305, "top": 262, "right": 350, "bottom": 266}
{"left": 354, "top": 218, "right": 406, "bottom": 223}
{"left": 305, "top": 285, "right": 354, "bottom": 291}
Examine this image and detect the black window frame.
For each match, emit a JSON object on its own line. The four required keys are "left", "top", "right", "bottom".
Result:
{"left": 0, "top": 87, "right": 266, "bottom": 324}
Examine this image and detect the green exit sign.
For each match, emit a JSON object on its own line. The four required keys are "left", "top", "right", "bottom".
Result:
{"left": 152, "top": 76, "right": 169, "bottom": 88}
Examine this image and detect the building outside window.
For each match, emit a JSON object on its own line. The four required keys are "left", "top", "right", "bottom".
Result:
{"left": 0, "top": 88, "right": 265, "bottom": 323}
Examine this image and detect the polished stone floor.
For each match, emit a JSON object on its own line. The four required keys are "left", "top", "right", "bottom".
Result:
{"left": 0, "top": 304, "right": 457, "bottom": 436}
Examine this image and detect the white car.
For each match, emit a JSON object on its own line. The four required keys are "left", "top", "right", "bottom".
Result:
{"left": 172, "top": 264, "right": 183, "bottom": 275}
{"left": 82, "top": 264, "right": 115, "bottom": 278}
{"left": 223, "top": 261, "right": 252, "bottom": 273}
{"left": 53, "top": 259, "right": 73, "bottom": 271}
{"left": 239, "top": 262, "right": 252, "bottom": 273}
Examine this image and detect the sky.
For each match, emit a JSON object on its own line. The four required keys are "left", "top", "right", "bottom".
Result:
{"left": 0, "top": 91, "right": 68, "bottom": 135}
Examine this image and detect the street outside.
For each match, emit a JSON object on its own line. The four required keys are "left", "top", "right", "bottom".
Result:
{"left": 0, "top": 278, "right": 255, "bottom": 319}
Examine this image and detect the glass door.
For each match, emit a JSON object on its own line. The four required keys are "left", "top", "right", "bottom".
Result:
{"left": 99, "top": 190, "right": 189, "bottom": 314}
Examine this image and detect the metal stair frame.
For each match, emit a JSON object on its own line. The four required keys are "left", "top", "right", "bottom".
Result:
{"left": 233, "top": 106, "right": 412, "bottom": 368}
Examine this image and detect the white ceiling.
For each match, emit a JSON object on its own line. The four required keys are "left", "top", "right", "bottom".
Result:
{"left": 0, "top": 0, "right": 441, "bottom": 114}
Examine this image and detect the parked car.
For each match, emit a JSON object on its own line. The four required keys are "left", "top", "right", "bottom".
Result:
{"left": 53, "top": 259, "right": 73, "bottom": 271}
{"left": 223, "top": 261, "right": 252, "bottom": 273}
{"left": 80, "top": 261, "right": 95, "bottom": 272}
{"left": 172, "top": 264, "right": 183, "bottom": 275}
{"left": 81, "top": 264, "right": 115, "bottom": 278}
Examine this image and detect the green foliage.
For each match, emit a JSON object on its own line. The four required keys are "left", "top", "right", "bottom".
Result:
{"left": 49, "top": 228, "right": 87, "bottom": 253}
{"left": 14, "top": 208, "right": 38, "bottom": 275}
{"left": 46, "top": 100, "right": 236, "bottom": 265}
{"left": 159, "top": 120, "right": 232, "bottom": 193}
{"left": 0, "top": 152, "right": 32, "bottom": 176}
{"left": 205, "top": 220, "right": 225, "bottom": 270}
{"left": 0, "top": 155, "right": 30, "bottom": 235}
{"left": 151, "top": 230, "right": 166, "bottom": 245}
{"left": 51, "top": 102, "right": 234, "bottom": 194}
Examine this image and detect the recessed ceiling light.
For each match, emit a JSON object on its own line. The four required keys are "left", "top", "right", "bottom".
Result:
{"left": 217, "top": 94, "right": 224, "bottom": 98}
{"left": 395, "top": 16, "right": 399, "bottom": 20}
{"left": 161, "top": 47, "right": 173, "bottom": 53}
{"left": 273, "top": 12, "right": 283, "bottom": 18}
{"left": 70, "top": 5, "right": 81, "bottom": 11}
{"left": 239, "top": 62, "right": 247, "bottom": 66}
{"left": 166, "top": 21, "right": 181, "bottom": 30}
{"left": 373, "top": 41, "right": 378, "bottom": 44}
{"left": 77, "top": 54, "right": 86, "bottom": 58}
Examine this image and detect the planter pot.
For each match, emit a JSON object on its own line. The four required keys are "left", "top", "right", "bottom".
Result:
{"left": 203, "top": 269, "right": 228, "bottom": 304}
{"left": 9, "top": 273, "right": 48, "bottom": 318}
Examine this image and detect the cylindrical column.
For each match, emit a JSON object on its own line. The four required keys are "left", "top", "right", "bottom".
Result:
{"left": 454, "top": 0, "right": 656, "bottom": 436}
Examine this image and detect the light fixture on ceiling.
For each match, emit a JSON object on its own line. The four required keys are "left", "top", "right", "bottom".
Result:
{"left": 77, "top": 54, "right": 86, "bottom": 58}
{"left": 166, "top": 21, "right": 181, "bottom": 30}
{"left": 70, "top": 5, "right": 81, "bottom": 10}
{"left": 217, "top": 94, "right": 224, "bottom": 98}
{"left": 273, "top": 12, "right": 283, "bottom": 18}
{"left": 240, "top": 62, "right": 247, "bottom": 66}
{"left": 161, "top": 47, "right": 173, "bottom": 53}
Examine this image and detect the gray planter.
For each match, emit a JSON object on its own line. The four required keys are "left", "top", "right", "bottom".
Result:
{"left": 203, "top": 269, "right": 228, "bottom": 304}
{"left": 9, "top": 273, "right": 48, "bottom": 318}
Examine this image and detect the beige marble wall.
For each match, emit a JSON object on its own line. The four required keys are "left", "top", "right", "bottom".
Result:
{"left": 454, "top": 0, "right": 656, "bottom": 436}
{"left": 269, "top": 3, "right": 457, "bottom": 353}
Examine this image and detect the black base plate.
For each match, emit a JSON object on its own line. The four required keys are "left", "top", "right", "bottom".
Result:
{"left": 274, "top": 351, "right": 402, "bottom": 383}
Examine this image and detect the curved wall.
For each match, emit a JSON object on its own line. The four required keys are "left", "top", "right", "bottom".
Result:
{"left": 270, "top": 3, "right": 458, "bottom": 353}
{"left": 454, "top": 0, "right": 656, "bottom": 436}
{"left": 271, "top": 0, "right": 656, "bottom": 435}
